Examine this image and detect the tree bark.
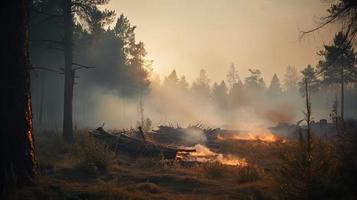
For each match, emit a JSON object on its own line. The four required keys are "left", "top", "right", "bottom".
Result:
{"left": 0, "top": 0, "right": 37, "bottom": 196}
{"left": 63, "top": 0, "right": 74, "bottom": 141}
{"left": 341, "top": 64, "right": 344, "bottom": 124}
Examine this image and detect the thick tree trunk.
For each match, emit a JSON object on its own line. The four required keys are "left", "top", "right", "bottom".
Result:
{"left": 0, "top": 0, "right": 37, "bottom": 196}
{"left": 63, "top": 0, "right": 74, "bottom": 141}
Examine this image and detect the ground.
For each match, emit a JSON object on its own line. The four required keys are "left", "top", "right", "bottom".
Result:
{"left": 14, "top": 130, "right": 281, "bottom": 200}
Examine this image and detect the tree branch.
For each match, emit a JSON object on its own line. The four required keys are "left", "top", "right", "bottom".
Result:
{"left": 72, "top": 62, "right": 96, "bottom": 71}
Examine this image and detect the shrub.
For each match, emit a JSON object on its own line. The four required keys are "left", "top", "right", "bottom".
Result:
{"left": 275, "top": 139, "right": 341, "bottom": 200}
{"left": 73, "top": 131, "right": 115, "bottom": 174}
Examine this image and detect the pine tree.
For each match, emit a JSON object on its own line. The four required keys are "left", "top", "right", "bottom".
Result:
{"left": 245, "top": 69, "right": 266, "bottom": 91}
{"left": 268, "top": 73, "right": 282, "bottom": 97}
{"left": 317, "top": 32, "right": 357, "bottom": 122}
{"left": 229, "top": 80, "right": 245, "bottom": 107}
{"left": 226, "top": 63, "right": 239, "bottom": 89}
{"left": 212, "top": 81, "right": 229, "bottom": 109}
{"left": 178, "top": 75, "right": 189, "bottom": 91}
{"left": 192, "top": 69, "right": 211, "bottom": 98}
{"left": 299, "top": 65, "right": 320, "bottom": 96}
{"left": 284, "top": 65, "right": 299, "bottom": 95}
{"left": 164, "top": 70, "right": 179, "bottom": 87}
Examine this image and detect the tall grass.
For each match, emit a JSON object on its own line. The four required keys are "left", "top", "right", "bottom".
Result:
{"left": 72, "top": 130, "right": 116, "bottom": 174}
{"left": 35, "top": 130, "right": 116, "bottom": 175}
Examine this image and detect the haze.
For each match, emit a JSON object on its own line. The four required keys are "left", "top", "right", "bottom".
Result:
{"left": 105, "top": 0, "right": 336, "bottom": 82}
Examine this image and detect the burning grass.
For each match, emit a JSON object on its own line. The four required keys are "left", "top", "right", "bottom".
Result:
{"left": 217, "top": 127, "right": 279, "bottom": 143}
{"left": 178, "top": 144, "right": 248, "bottom": 167}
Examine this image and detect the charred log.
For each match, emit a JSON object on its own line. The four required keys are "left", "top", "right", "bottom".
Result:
{"left": 91, "top": 127, "right": 179, "bottom": 159}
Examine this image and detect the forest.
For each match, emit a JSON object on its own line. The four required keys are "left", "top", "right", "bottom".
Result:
{"left": 1, "top": 0, "right": 357, "bottom": 199}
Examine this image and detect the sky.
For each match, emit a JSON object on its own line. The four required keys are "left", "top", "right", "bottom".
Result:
{"left": 104, "top": 0, "right": 338, "bottom": 84}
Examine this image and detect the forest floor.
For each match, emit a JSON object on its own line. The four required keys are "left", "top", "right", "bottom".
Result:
{"left": 16, "top": 130, "right": 282, "bottom": 200}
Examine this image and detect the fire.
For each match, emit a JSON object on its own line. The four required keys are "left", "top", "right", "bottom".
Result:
{"left": 178, "top": 144, "right": 248, "bottom": 167}
{"left": 216, "top": 134, "right": 225, "bottom": 141}
{"left": 232, "top": 127, "right": 277, "bottom": 142}
{"left": 232, "top": 134, "right": 277, "bottom": 142}
{"left": 216, "top": 154, "right": 248, "bottom": 167}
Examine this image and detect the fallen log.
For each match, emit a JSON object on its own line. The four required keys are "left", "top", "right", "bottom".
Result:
{"left": 90, "top": 127, "right": 194, "bottom": 160}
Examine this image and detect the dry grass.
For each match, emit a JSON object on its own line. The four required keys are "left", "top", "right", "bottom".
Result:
{"left": 202, "top": 162, "right": 226, "bottom": 178}
{"left": 22, "top": 126, "right": 357, "bottom": 200}
{"left": 73, "top": 131, "right": 116, "bottom": 174}
{"left": 16, "top": 130, "right": 279, "bottom": 200}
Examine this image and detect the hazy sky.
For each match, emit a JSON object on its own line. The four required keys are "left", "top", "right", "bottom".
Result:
{"left": 105, "top": 0, "right": 337, "bottom": 84}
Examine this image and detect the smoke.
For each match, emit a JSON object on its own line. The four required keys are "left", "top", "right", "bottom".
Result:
{"left": 181, "top": 128, "right": 207, "bottom": 145}
{"left": 78, "top": 73, "right": 303, "bottom": 131}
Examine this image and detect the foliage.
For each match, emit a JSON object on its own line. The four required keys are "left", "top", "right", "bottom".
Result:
{"left": 178, "top": 75, "right": 189, "bottom": 91}
{"left": 191, "top": 69, "right": 211, "bottom": 98}
{"left": 299, "top": 65, "right": 320, "bottom": 96}
{"left": 77, "top": 14, "right": 151, "bottom": 96}
{"left": 226, "top": 63, "right": 240, "bottom": 89}
{"left": 276, "top": 139, "right": 341, "bottom": 200}
{"left": 268, "top": 73, "right": 283, "bottom": 97}
{"left": 212, "top": 81, "right": 229, "bottom": 109}
{"left": 317, "top": 32, "right": 357, "bottom": 85}
{"left": 30, "top": 1, "right": 152, "bottom": 129}
{"left": 163, "top": 70, "right": 179, "bottom": 87}
{"left": 245, "top": 69, "right": 266, "bottom": 91}
{"left": 333, "top": 119, "right": 357, "bottom": 198}
{"left": 284, "top": 65, "right": 299, "bottom": 94}
{"left": 229, "top": 80, "right": 245, "bottom": 106}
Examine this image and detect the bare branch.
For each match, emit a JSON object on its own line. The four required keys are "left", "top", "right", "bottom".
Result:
{"left": 72, "top": 62, "right": 96, "bottom": 71}
{"left": 300, "top": 1, "right": 356, "bottom": 42}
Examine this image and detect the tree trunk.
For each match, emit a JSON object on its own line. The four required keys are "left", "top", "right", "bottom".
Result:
{"left": 341, "top": 64, "right": 344, "bottom": 131}
{"left": 0, "top": 0, "right": 37, "bottom": 196}
{"left": 63, "top": 0, "right": 74, "bottom": 141}
{"left": 304, "top": 78, "right": 312, "bottom": 198}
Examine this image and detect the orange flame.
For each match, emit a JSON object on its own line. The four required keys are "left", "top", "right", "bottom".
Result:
{"left": 232, "top": 127, "right": 277, "bottom": 142}
{"left": 181, "top": 144, "right": 248, "bottom": 167}
{"left": 232, "top": 134, "right": 277, "bottom": 142}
